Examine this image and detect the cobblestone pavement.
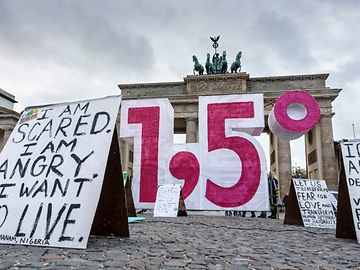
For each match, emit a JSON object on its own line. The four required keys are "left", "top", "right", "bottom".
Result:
{"left": 0, "top": 213, "right": 359, "bottom": 269}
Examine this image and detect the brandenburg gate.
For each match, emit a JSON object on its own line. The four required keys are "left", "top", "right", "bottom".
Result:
{"left": 118, "top": 72, "right": 341, "bottom": 196}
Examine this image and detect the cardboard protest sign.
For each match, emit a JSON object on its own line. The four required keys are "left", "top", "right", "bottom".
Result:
{"left": 336, "top": 140, "right": 360, "bottom": 243}
{"left": 154, "top": 184, "right": 182, "bottom": 217}
{"left": 0, "top": 95, "right": 128, "bottom": 248}
{"left": 284, "top": 179, "right": 336, "bottom": 229}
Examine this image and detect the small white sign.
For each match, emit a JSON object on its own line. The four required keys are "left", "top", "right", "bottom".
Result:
{"left": 154, "top": 184, "right": 181, "bottom": 217}
{"left": 0, "top": 96, "right": 121, "bottom": 248}
{"left": 341, "top": 140, "right": 360, "bottom": 243}
{"left": 293, "top": 179, "right": 336, "bottom": 229}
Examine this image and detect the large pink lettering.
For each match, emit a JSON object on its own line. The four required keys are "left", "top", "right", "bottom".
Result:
{"left": 169, "top": 151, "right": 200, "bottom": 199}
{"left": 128, "top": 107, "right": 159, "bottom": 203}
{"left": 269, "top": 90, "right": 320, "bottom": 140}
{"left": 205, "top": 102, "right": 261, "bottom": 207}
{"left": 120, "top": 92, "right": 318, "bottom": 210}
{"left": 120, "top": 99, "right": 174, "bottom": 209}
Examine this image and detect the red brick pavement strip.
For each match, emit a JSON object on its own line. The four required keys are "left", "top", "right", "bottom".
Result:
{"left": 0, "top": 214, "right": 359, "bottom": 269}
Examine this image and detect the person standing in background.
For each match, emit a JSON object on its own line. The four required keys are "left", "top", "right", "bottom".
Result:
{"left": 268, "top": 174, "right": 280, "bottom": 219}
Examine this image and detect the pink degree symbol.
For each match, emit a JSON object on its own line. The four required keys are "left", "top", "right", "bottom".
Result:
{"left": 169, "top": 151, "right": 200, "bottom": 199}
{"left": 274, "top": 90, "right": 320, "bottom": 133}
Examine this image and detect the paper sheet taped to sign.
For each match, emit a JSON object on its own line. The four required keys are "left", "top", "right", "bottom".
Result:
{"left": 153, "top": 184, "right": 182, "bottom": 217}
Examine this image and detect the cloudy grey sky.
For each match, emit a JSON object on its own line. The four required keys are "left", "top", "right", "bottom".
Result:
{"left": 0, "top": 0, "right": 359, "bottom": 167}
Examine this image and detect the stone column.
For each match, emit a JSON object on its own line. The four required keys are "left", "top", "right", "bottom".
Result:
{"left": 185, "top": 117, "right": 198, "bottom": 143}
{"left": 0, "top": 128, "right": 13, "bottom": 152}
{"left": 319, "top": 114, "right": 338, "bottom": 190}
{"left": 269, "top": 132, "right": 276, "bottom": 174}
{"left": 277, "top": 138, "right": 292, "bottom": 197}
{"left": 305, "top": 123, "right": 323, "bottom": 180}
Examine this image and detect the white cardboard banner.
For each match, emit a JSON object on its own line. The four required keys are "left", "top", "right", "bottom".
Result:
{"left": 340, "top": 140, "right": 360, "bottom": 243}
{"left": 120, "top": 98, "right": 174, "bottom": 209}
{"left": 120, "top": 94, "right": 269, "bottom": 211}
{"left": 198, "top": 94, "right": 269, "bottom": 211}
{"left": 0, "top": 95, "right": 121, "bottom": 248}
{"left": 293, "top": 179, "right": 336, "bottom": 229}
{"left": 153, "top": 184, "right": 181, "bottom": 217}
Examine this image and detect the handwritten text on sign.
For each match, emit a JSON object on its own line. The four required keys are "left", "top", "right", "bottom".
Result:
{"left": 341, "top": 141, "right": 360, "bottom": 243}
{"left": 293, "top": 179, "right": 336, "bottom": 229}
{"left": 120, "top": 91, "right": 320, "bottom": 210}
{"left": 153, "top": 184, "right": 181, "bottom": 217}
{"left": 0, "top": 96, "right": 121, "bottom": 248}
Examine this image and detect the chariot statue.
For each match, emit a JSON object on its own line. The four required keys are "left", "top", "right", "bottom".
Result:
{"left": 192, "top": 36, "right": 243, "bottom": 75}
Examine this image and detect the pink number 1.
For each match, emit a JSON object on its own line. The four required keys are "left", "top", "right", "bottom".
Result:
{"left": 128, "top": 107, "right": 160, "bottom": 203}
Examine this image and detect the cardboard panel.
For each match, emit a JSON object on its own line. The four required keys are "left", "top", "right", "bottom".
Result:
{"left": 125, "top": 176, "right": 136, "bottom": 217}
{"left": 336, "top": 141, "right": 357, "bottom": 240}
{"left": 336, "top": 165, "right": 356, "bottom": 239}
{"left": 284, "top": 180, "right": 304, "bottom": 226}
{"left": 90, "top": 128, "right": 129, "bottom": 237}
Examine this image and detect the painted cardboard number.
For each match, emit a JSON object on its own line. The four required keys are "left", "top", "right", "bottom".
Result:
{"left": 120, "top": 91, "right": 320, "bottom": 210}
{"left": 205, "top": 102, "right": 261, "bottom": 207}
{"left": 169, "top": 151, "right": 199, "bottom": 199}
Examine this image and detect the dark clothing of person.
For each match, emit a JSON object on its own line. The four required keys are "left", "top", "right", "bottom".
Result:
{"left": 241, "top": 211, "right": 256, "bottom": 217}
{"left": 268, "top": 177, "right": 279, "bottom": 219}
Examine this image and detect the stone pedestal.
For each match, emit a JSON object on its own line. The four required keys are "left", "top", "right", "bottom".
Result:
{"left": 184, "top": 73, "right": 248, "bottom": 95}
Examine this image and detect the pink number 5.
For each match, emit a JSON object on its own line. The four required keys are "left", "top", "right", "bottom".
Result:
{"left": 205, "top": 102, "right": 261, "bottom": 207}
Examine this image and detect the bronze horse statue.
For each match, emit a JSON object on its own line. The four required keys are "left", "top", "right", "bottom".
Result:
{"left": 231, "top": 51, "right": 242, "bottom": 73}
{"left": 193, "top": 55, "right": 204, "bottom": 75}
{"left": 205, "top": 53, "right": 214, "bottom": 74}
